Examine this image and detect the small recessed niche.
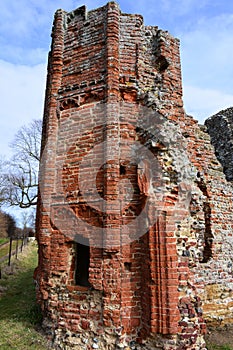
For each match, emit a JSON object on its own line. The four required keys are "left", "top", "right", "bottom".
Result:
{"left": 120, "top": 165, "right": 126, "bottom": 175}
{"left": 124, "top": 262, "right": 132, "bottom": 271}
{"left": 155, "top": 55, "right": 169, "bottom": 72}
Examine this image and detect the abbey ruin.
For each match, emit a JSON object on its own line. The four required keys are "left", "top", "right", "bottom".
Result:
{"left": 34, "top": 3, "right": 233, "bottom": 349}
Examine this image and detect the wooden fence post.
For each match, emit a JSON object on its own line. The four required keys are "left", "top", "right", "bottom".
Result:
{"left": 8, "top": 237, "right": 13, "bottom": 266}
{"left": 16, "top": 237, "right": 19, "bottom": 259}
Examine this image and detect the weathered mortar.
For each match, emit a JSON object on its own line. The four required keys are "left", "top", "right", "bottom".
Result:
{"left": 35, "top": 2, "right": 233, "bottom": 349}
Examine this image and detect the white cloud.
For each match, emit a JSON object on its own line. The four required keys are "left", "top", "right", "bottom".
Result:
{"left": 0, "top": 60, "right": 46, "bottom": 155}
{"left": 0, "top": 45, "right": 47, "bottom": 66}
{"left": 179, "top": 12, "right": 233, "bottom": 121}
{"left": 180, "top": 13, "right": 233, "bottom": 93}
{"left": 183, "top": 85, "right": 233, "bottom": 123}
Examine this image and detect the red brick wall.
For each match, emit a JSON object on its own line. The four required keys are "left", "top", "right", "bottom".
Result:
{"left": 35, "top": 2, "right": 233, "bottom": 349}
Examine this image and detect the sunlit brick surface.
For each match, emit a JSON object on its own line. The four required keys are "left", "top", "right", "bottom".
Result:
{"left": 35, "top": 3, "right": 233, "bottom": 349}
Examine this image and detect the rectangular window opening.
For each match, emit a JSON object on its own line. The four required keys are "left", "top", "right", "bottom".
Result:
{"left": 75, "top": 240, "right": 90, "bottom": 287}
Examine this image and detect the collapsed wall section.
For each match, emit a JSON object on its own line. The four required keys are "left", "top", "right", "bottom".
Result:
{"left": 178, "top": 112, "right": 233, "bottom": 329}
{"left": 205, "top": 107, "right": 233, "bottom": 181}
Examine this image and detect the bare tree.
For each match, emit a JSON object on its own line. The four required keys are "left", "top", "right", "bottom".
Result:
{"left": 0, "top": 210, "right": 16, "bottom": 238}
{"left": 0, "top": 157, "right": 8, "bottom": 205}
{"left": 0, "top": 210, "right": 9, "bottom": 237}
{"left": 2, "top": 119, "right": 42, "bottom": 208}
{"left": 20, "top": 210, "right": 35, "bottom": 231}
{"left": 11, "top": 119, "right": 41, "bottom": 162}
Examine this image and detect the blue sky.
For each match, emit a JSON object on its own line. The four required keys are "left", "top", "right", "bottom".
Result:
{"left": 0, "top": 0, "right": 233, "bottom": 156}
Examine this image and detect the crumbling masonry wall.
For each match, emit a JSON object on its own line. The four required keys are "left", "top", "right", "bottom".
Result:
{"left": 35, "top": 2, "right": 233, "bottom": 350}
{"left": 205, "top": 107, "right": 233, "bottom": 181}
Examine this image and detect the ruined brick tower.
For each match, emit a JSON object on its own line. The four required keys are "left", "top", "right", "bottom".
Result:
{"left": 35, "top": 2, "right": 233, "bottom": 349}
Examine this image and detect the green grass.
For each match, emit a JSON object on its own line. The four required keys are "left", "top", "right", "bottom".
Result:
{"left": 206, "top": 344, "right": 233, "bottom": 350}
{"left": 0, "top": 237, "right": 9, "bottom": 245}
{"left": 0, "top": 243, "right": 50, "bottom": 349}
{"left": 0, "top": 240, "right": 18, "bottom": 260}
